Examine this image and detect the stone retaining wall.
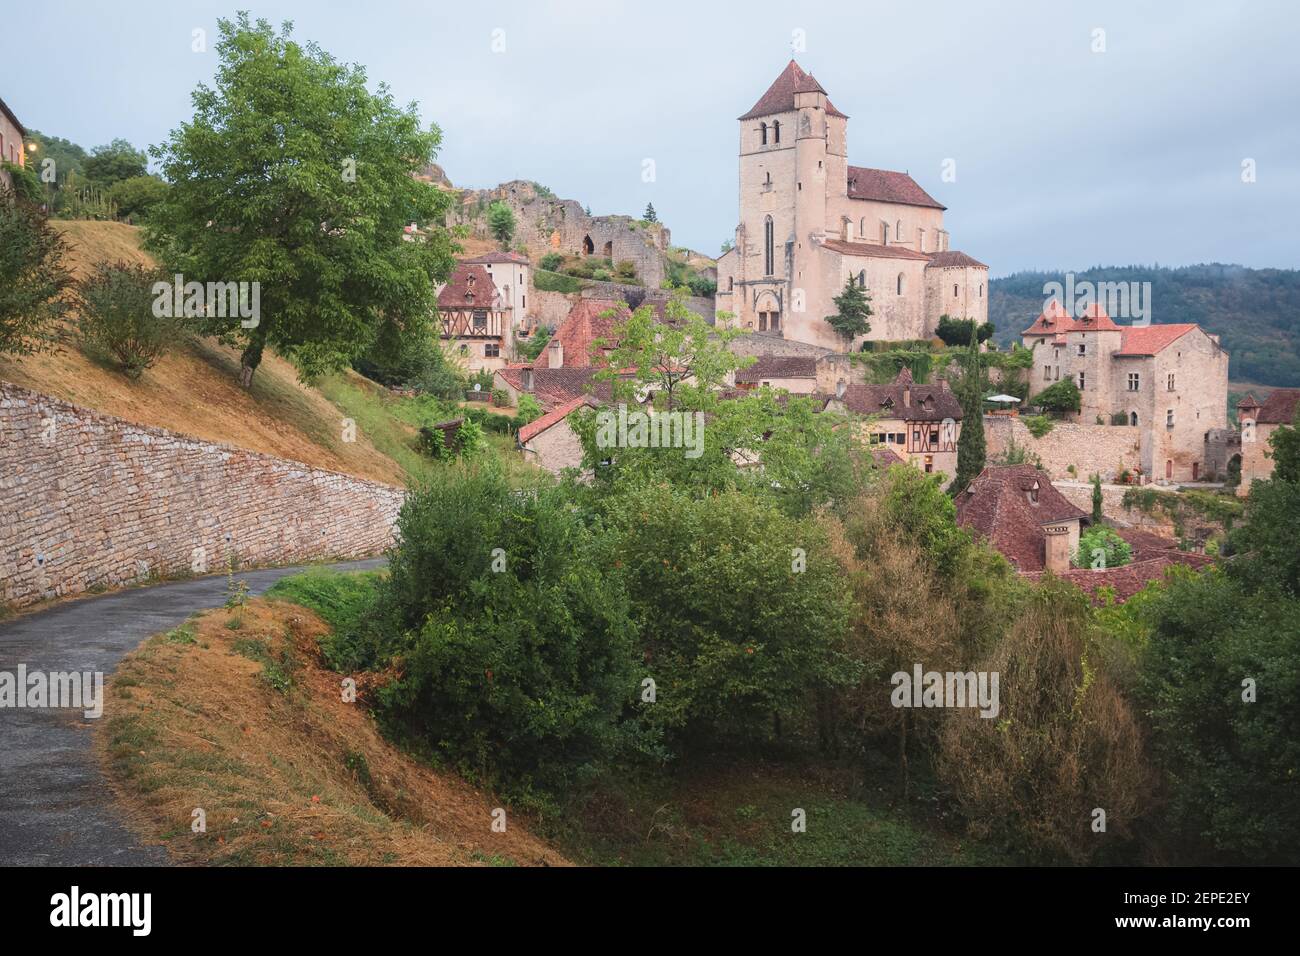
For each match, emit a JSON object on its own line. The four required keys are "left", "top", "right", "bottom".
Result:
{"left": 985, "top": 415, "right": 1142, "bottom": 481}
{"left": 0, "top": 382, "right": 404, "bottom": 609}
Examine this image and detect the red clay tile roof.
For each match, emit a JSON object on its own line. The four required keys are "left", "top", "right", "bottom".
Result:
{"left": 1022, "top": 301, "right": 1122, "bottom": 336}
{"left": 1114, "top": 324, "right": 1198, "bottom": 357}
{"left": 734, "top": 355, "right": 818, "bottom": 383}
{"left": 1114, "top": 527, "right": 1184, "bottom": 561}
{"left": 820, "top": 238, "right": 932, "bottom": 261}
{"left": 495, "top": 366, "right": 613, "bottom": 410}
{"left": 838, "top": 368, "right": 963, "bottom": 422}
{"left": 738, "top": 60, "right": 848, "bottom": 120}
{"left": 847, "top": 166, "right": 945, "bottom": 210}
{"left": 955, "top": 464, "right": 1089, "bottom": 572}
{"left": 543, "top": 298, "right": 630, "bottom": 368}
{"left": 1255, "top": 387, "right": 1300, "bottom": 425}
{"left": 437, "top": 263, "right": 496, "bottom": 310}
{"left": 1028, "top": 553, "right": 1214, "bottom": 604}
{"left": 871, "top": 446, "right": 906, "bottom": 468}
{"left": 465, "top": 251, "right": 531, "bottom": 265}
{"left": 926, "top": 251, "right": 987, "bottom": 269}
{"left": 517, "top": 395, "right": 594, "bottom": 445}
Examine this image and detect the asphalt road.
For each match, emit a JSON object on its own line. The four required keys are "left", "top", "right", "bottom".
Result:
{"left": 0, "top": 558, "right": 386, "bottom": 866}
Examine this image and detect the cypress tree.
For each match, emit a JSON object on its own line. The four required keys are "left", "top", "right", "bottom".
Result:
{"left": 951, "top": 323, "right": 987, "bottom": 495}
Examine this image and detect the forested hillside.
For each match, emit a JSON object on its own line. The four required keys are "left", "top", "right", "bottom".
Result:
{"left": 990, "top": 264, "right": 1300, "bottom": 386}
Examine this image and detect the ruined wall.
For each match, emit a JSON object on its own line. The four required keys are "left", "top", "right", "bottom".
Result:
{"left": 984, "top": 415, "right": 1142, "bottom": 481}
{"left": 0, "top": 383, "right": 404, "bottom": 609}
{"left": 450, "top": 180, "right": 670, "bottom": 288}
{"left": 1053, "top": 480, "right": 1176, "bottom": 534}
{"left": 531, "top": 289, "right": 575, "bottom": 331}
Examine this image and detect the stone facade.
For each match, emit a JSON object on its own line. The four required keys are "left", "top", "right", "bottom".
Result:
{"left": 437, "top": 252, "right": 532, "bottom": 373}
{"left": 0, "top": 95, "right": 24, "bottom": 168}
{"left": 450, "top": 180, "right": 670, "bottom": 289}
{"left": 1022, "top": 303, "right": 1229, "bottom": 483}
{"left": 1236, "top": 389, "right": 1300, "bottom": 494}
{"left": 984, "top": 415, "right": 1143, "bottom": 482}
{"left": 715, "top": 61, "right": 988, "bottom": 351}
{"left": 0, "top": 383, "right": 404, "bottom": 610}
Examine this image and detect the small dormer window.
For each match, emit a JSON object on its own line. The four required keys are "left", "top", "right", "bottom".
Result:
{"left": 1027, "top": 482, "right": 1040, "bottom": 505}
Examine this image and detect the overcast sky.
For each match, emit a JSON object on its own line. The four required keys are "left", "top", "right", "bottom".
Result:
{"left": 6, "top": 0, "right": 1298, "bottom": 275}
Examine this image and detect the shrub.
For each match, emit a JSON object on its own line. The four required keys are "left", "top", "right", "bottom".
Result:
{"left": 936, "top": 581, "right": 1151, "bottom": 863}
{"left": 0, "top": 186, "right": 71, "bottom": 356}
{"left": 539, "top": 252, "right": 565, "bottom": 272}
{"left": 592, "top": 268, "right": 611, "bottom": 282}
{"left": 1031, "top": 378, "right": 1081, "bottom": 417}
{"left": 1111, "top": 411, "right": 1129, "bottom": 425}
{"left": 1139, "top": 568, "right": 1300, "bottom": 862}
{"left": 1073, "top": 526, "right": 1132, "bottom": 569}
{"left": 375, "top": 467, "right": 642, "bottom": 791}
{"left": 533, "top": 270, "right": 585, "bottom": 294}
{"left": 516, "top": 392, "right": 542, "bottom": 425}
{"left": 418, "top": 416, "right": 483, "bottom": 460}
{"left": 605, "top": 483, "right": 857, "bottom": 751}
{"left": 75, "top": 261, "right": 181, "bottom": 379}
{"left": 490, "top": 387, "right": 509, "bottom": 407}
{"left": 614, "top": 259, "right": 637, "bottom": 280}
{"left": 1023, "top": 414, "right": 1054, "bottom": 438}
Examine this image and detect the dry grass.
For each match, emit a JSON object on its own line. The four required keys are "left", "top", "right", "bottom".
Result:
{"left": 0, "top": 220, "right": 407, "bottom": 485}
{"left": 97, "top": 598, "right": 568, "bottom": 866}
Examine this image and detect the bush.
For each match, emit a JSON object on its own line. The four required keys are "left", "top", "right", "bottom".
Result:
{"left": 418, "top": 416, "right": 483, "bottom": 460}
{"left": 539, "top": 252, "right": 565, "bottom": 272}
{"left": 533, "top": 270, "right": 585, "bottom": 294}
{"left": 516, "top": 392, "right": 543, "bottom": 425}
{"left": 490, "top": 387, "right": 509, "bottom": 407}
{"left": 0, "top": 186, "right": 71, "bottom": 356}
{"left": 1022, "top": 414, "right": 1054, "bottom": 438}
{"left": 936, "top": 581, "right": 1152, "bottom": 862}
{"left": 592, "top": 268, "right": 611, "bottom": 282}
{"left": 375, "top": 467, "right": 642, "bottom": 791}
{"left": 264, "top": 569, "right": 385, "bottom": 671}
{"left": 1139, "top": 568, "right": 1300, "bottom": 862}
{"left": 1031, "top": 378, "right": 1081, "bottom": 417}
{"left": 614, "top": 259, "right": 637, "bottom": 280}
{"left": 1073, "top": 526, "right": 1132, "bottom": 569}
{"left": 604, "top": 483, "right": 857, "bottom": 750}
{"left": 75, "top": 261, "right": 181, "bottom": 379}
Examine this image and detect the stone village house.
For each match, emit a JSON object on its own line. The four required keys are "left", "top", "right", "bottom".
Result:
{"left": 826, "top": 367, "right": 963, "bottom": 477}
{"left": 1021, "top": 301, "right": 1229, "bottom": 484}
{"left": 1236, "top": 388, "right": 1300, "bottom": 494}
{"left": 436, "top": 251, "right": 532, "bottom": 373}
{"left": 0, "top": 95, "right": 27, "bottom": 191}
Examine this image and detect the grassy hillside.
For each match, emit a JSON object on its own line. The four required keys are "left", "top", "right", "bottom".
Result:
{"left": 990, "top": 264, "right": 1300, "bottom": 387}
{"left": 1, "top": 221, "right": 444, "bottom": 486}
{"left": 98, "top": 595, "right": 567, "bottom": 866}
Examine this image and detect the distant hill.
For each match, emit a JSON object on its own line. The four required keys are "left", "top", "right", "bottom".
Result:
{"left": 989, "top": 264, "right": 1300, "bottom": 387}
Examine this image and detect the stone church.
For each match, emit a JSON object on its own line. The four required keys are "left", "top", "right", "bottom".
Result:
{"left": 715, "top": 61, "right": 988, "bottom": 351}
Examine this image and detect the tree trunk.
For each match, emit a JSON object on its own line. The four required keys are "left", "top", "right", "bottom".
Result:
{"left": 239, "top": 333, "right": 265, "bottom": 389}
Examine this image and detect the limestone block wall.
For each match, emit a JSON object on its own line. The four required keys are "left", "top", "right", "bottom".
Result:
{"left": 984, "top": 415, "right": 1142, "bottom": 481}
{"left": 0, "top": 383, "right": 405, "bottom": 609}
{"left": 1053, "top": 480, "right": 1176, "bottom": 534}
{"left": 531, "top": 289, "right": 575, "bottom": 331}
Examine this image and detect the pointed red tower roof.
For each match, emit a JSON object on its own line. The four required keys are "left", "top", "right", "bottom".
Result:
{"left": 738, "top": 60, "right": 848, "bottom": 120}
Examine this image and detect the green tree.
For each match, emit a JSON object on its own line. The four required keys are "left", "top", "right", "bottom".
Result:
{"left": 596, "top": 295, "right": 748, "bottom": 412}
{"left": 487, "top": 201, "right": 515, "bottom": 248}
{"left": 0, "top": 187, "right": 71, "bottom": 355}
{"left": 643, "top": 202, "right": 657, "bottom": 223}
{"left": 935, "top": 314, "right": 994, "bottom": 347}
{"left": 145, "top": 14, "right": 454, "bottom": 387}
{"left": 82, "top": 139, "right": 148, "bottom": 188}
{"left": 824, "top": 276, "right": 872, "bottom": 347}
{"left": 950, "top": 323, "right": 986, "bottom": 495}
{"left": 516, "top": 392, "right": 542, "bottom": 425}
{"left": 75, "top": 262, "right": 182, "bottom": 379}
{"left": 1091, "top": 473, "right": 1104, "bottom": 524}
{"left": 107, "top": 175, "right": 168, "bottom": 223}
{"left": 1032, "top": 378, "right": 1082, "bottom": 417}
{"left": 1073, "top": 526, "right": 1132, "bottom": 568}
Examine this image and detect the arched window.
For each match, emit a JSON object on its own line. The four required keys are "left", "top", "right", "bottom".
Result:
{"left": 953, "top": 284, "right": 959, "bottom": 297}
{"left": 1130, "top": 411, "right": 1138, "bottom": 426}
{"left": 728, "top": 276, "right": 734, "bottom": 291}
{"left": 897, "top": 273, "right": 905, "bottom": 295}
{"left": 859, "top": 217, "right": 866, "bottom": 236}
{"left": 896, "top": 219, "right": 903, "bottom": 240}
{"left": 882, "top": 223, "right": 890, "bottom": 245}
{"left": 759, "top": 122, "right": 768, "bottom": 145}
{"left": 772, "top": 120, "right": 780, "bottom": 144}
{"left": 979, "top": 283, "right": 984, "bottom": 298}
{"left": 764, "top": 216, "right": 774, "bottom": 276}
{"left": 857, "top": 270, "right": 866, "bottom": 288}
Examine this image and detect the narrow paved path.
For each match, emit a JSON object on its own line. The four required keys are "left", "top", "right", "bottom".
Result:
{"left": 0, "top": 559, "right": 385, "bottom": 866}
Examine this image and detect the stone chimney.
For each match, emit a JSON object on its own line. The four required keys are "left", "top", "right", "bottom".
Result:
{"left": 521, "top": 367, "right": 534, "bottom": 392}
{"left": 548, "top": 338, "right": 564, "bottom": 369}
{"left": 835, "top": 378, "right": 847, "bottom": 400}
{"left": 1044, "top": 524, "right": 1071, "bottom": 574}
